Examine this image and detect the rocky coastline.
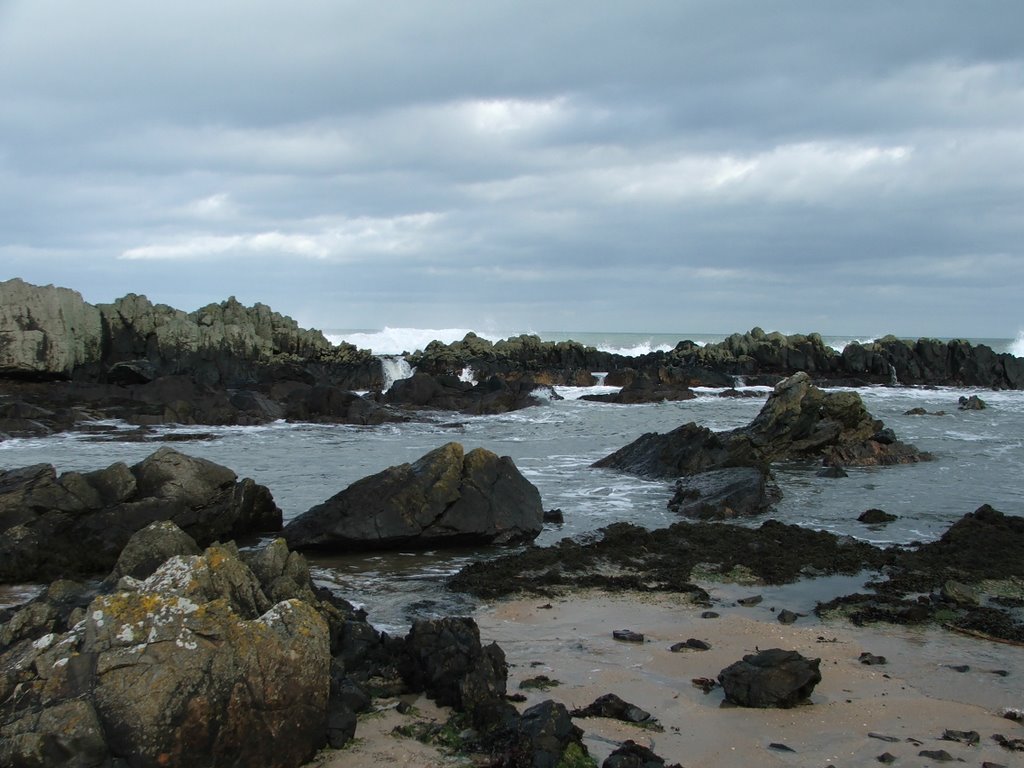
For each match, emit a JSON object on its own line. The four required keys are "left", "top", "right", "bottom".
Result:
{"left": 3, "top": 278, "right": 1023, "bottom": 441}
{"left": 3, "top": 278, "right": 1024, "bottom": 766}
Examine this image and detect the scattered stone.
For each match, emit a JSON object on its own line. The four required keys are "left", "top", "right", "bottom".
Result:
{"left": 718, "top": 648, "right": 822, "bottom": 709}
{"left": 738, "top": 595, "right": 763, "bottom": 607}
{"left": 993, "top": 733, "right": 1024, "bottom": 751}
{"left": 1001, "top": 708, "right": 1024, "bottom": 723}
{"left": 858, "top": 508, "right": 898, "bottom": 524}
{"left": 877, "top": 752, "right": 897, "bottom": 764}
{"left": 692, "top": 677, "right": 718, "bottom": 694}
{"left": 570, "top": 693, "right": 654, "bottom": 725}
{"left": 918, "top": 749, "right": 955, "bottom": 761}
{"left": 768, "top": 742, "right": 796, "bottom": 752}
{"left": 777, "top": 609, "right": 802, "bottom": 625}
{"left": 941, "top": 729, "right": 980, "bottom": 745}
{"left": 701, "top": 611, "right": 721, "bottom": 619}
{"left": 613, "top": 629, "right": 645, "bottom": 643}
{"left": 869, "top": 733, "right": 901, "bottom": 743}
{"left": 670, "top": 638, "right": 711, "bottom": 652}
{"left": 859, "top": 652, "right": 888, "bottom": 666}
{"left": 944, "top": 664, "right": 971, "bottom": 673}
{"left": 519, "top": 675, "right": 560, "bottom": 691}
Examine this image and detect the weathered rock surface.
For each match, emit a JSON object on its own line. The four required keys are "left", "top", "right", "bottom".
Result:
{"left": 383, "top": 371, "right": 545, "bottom": 415}
{"left": 667, "top": 467, "right": 782, "bottom": 519}
{"left": 0, "top": 539, "right": 331, "bottom": 768}
{"left": 593, "top": 372, "right": 931, "bottom": 478}
{"left": 718, "top": 648, "right": 822, "bottom": 708}
{"left": 580, "top": 373, "right": 696, "bottom": 404}
{"left": 0, "top": 447, "right": 281, "bottom": 582}
{"left": 283, "top": 442, "right": 544, "bottom": 551}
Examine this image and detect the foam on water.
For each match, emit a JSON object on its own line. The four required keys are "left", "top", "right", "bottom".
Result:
{"left": 325, "top": 327, "right": 508, "bottom": 355}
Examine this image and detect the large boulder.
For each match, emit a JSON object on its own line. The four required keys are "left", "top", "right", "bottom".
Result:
{"left": 593, "top": 372, "right": 931, "bottom": 478}
{"left": 283, "top": 442, "right": 544, "bottom": 551}
{"left": 718, "top": 648, "right": 822, "bottom": 708}
{"left": 383, "top": 371, "right": 544, "bottom": 414}
{"left": 0, "top": 447, "right": 282, "bottom": 582}
{"left": 0, "top": 541, "right": 331, "bottom": 768}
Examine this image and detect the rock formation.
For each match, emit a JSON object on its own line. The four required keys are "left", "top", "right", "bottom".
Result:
{"left": 718, "top": 648, "right": 822, "bottom": 708}
{"left": 593, "top": 372, "right": 931, "bottom": 478}
{"left": 0, "top": 447, "right": 281, "bottom": 582}
{"left": 283, "top": 442, "right": 544, "bottom": 551}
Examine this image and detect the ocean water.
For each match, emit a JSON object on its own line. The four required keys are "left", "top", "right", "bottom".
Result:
{"left": 3, "top": 332, "right": 1023, "bottom": 631}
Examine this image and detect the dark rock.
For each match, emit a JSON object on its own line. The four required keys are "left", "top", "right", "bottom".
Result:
{"left": 768, "top": 742, "right": 796, "bottom": 752}
{"left": 918, "top": 749, "right": 955, "bottom": 761}
{"left": 670, "top": 638, "right": 710, "bottom": 652}
{"left": 869, "top": 733, "right": 901, "bottom": 743}
{"left": 384, "top": 371, "right": 543, "bottom": 415}
{"left": 613, "top": 629, "right": 645, "bottom": 643}
{"left": 543, "top": 508, "right": 565, "bottom": 524}
{"left": 570, "top": 693, "right": 653, "bottom": 724}
{"left": 283, "top": 442, "right": 543, "bottom": 552}
{"left": 602, "top": 739, "right": 682, "bottom": 768}
{"left": 941, "top": 729, "right": 980, "bottom": 745}
{"left": 958, "top": 394, "right": 987, "bottom": 410}
{"left": 701, "top": 611, "right": 720, "bottom": 619}
{"left": 777, "top": 609, "right": 802, "bottom": 625}
{"left": 877, "top": 752, "right": 897, "bottom": 764}
{"left": 594, "top": 372, "right": 931, "bottom": 478}
{"left": 667, "top": 466, "right": 781, "bottom": 519}
{"left": 737, "top": 595, "right": 763, "bottom": 607}
{"left": 692, "top": 677, "right": 718, "bottom": 694}
{"left": 859, "top": 652, "right": 888, "bottom": 665}
{"left": 718, "top": 648, "right": 822, "bottom": 708}
{"left": 581, "top": 374, "right": 696, "bottom": 404}
{"left": 104, "top": 519, "right": 201, "bottom": 584}
{"left": 516, "top": 699, "right": 589, "bottom": 768}
{"left": 0, "top": 448, "right": 281, "bottom": 582}
{"left": 993, "top": 733, "right": 1024, "bottom": 751}
{"left": 858, "top": 508, "right": 898, "bottom": 524}
{"left": 400, "top": 616, "right": 510, "bottom": 730}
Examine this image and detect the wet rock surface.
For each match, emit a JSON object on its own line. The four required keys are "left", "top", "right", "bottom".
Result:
{"left": 283, "top": 442, "right": 544, "bottom": 552}
{"left": 593, "top": 372, "right": 932, "bottom": 479}
{"left": 667, "top": 466, "right": 782, "bottom": 519}
{"left": 0, "top": 447, "right": 281, "bottom": 582}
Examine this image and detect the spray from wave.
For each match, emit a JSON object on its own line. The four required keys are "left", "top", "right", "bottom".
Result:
{"left": 325, "top": 327, "right": 506, "bottom": 355}
{"left": 1010, "top": 330, "right": 1024, "bottom": 358}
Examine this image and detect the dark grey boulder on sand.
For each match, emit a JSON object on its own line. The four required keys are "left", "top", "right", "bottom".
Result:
{"left": 283, "top": 441, "right": 544, "bottom": 551}
{"left": 718, "top": 648, "right": 822, "bottom": 708}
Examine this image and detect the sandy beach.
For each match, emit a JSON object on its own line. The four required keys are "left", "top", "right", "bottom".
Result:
{"left": 314, "top": 589, "right": 1024, "bottom": 768}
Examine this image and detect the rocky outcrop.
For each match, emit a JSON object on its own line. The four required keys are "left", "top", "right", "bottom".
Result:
{"left": 593, "top": 372, "right": 931, "bottom": 478}
{"left": 580, "top": 373, "right": 696, "bottom": 404}
{"left": 0, "top": 538, "right": 331, "bottom": 768}
{"left": 383, "top": 371, "right": 546, "bottom": 415}
{"left": 283, "top": 442, "right": 544, "bottom": 551}
{"left": 718, "top": 648, "right": 822, "bottom": 708}
{"left": 0, "top": 447, "right": 281, "bottom": 582}
{"left": 409, "top": 332, "right": 613, "bottom": 386}
{"left": 0, "top": 279, "right": 104, "bottom": 379}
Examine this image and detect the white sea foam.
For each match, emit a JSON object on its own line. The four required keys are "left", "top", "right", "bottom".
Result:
{"left": 325, "top": 327, "right": 507, "bottom": 355}
{"left": 1010, "top": 329, "right": 1024, "bottom": 358}
{"left": 594, "top": 340, "right": 676, "bottom": 356}
{"left": 826, "top": 336, "right": 878, "bottom": 353}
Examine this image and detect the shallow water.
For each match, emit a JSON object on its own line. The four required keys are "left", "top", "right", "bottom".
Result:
{"left": 2, "top": 383, "right": 1022, "bottom": 630}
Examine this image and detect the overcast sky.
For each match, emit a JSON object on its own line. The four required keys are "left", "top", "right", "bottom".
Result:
{"left": 1, "top": 2, "right": 1022, "bottom": 338}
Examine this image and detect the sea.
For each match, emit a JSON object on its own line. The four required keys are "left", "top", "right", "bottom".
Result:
{"left": 2, "top": 327, "right": 1024, "bottom": 633}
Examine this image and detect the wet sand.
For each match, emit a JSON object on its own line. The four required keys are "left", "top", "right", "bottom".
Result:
{"left": 315, "top": 589, "right": 1024, "bottom": 767}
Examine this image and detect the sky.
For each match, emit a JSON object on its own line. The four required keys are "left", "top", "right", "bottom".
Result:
{"left": 1, "top": 1, "right": 1023, "bottom": 339}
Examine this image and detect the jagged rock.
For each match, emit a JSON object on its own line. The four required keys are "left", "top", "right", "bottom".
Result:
{"left": 581, "top": 374, "right": 695, "bottom": 404}
{"left": 718, "top": 648, "right": 822, "bottom": 708}
{"left": 283, "top": 442, "right": 543, "bottom": 551}
{"left": 0, "top": 448, "right": 282, "bottom": 582}
{"left": 105, "top": 520, "right": 202, "bottom": 584}
{"left": 593, "top": 372, "right": 932, "bottom": 478}
{"left": 516, "top": 700, "right": 589, "bottom": 768}
{"left": 0, "top": 542, "right": 332, "bottom": 768}
{"left": 400, "top": 616, "right": 512, "bottom": 730}
{"left": 667, "top": 466, "right": 781, "bottom": 519}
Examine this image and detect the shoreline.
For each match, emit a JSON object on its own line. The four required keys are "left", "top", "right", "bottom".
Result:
{"left": 316, "top": 589, "right": 1023, "bottom": 767}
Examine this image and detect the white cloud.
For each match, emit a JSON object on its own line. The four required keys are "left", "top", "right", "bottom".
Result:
{"left": 120, "top": 212, "right": 444, "bottom": 262}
